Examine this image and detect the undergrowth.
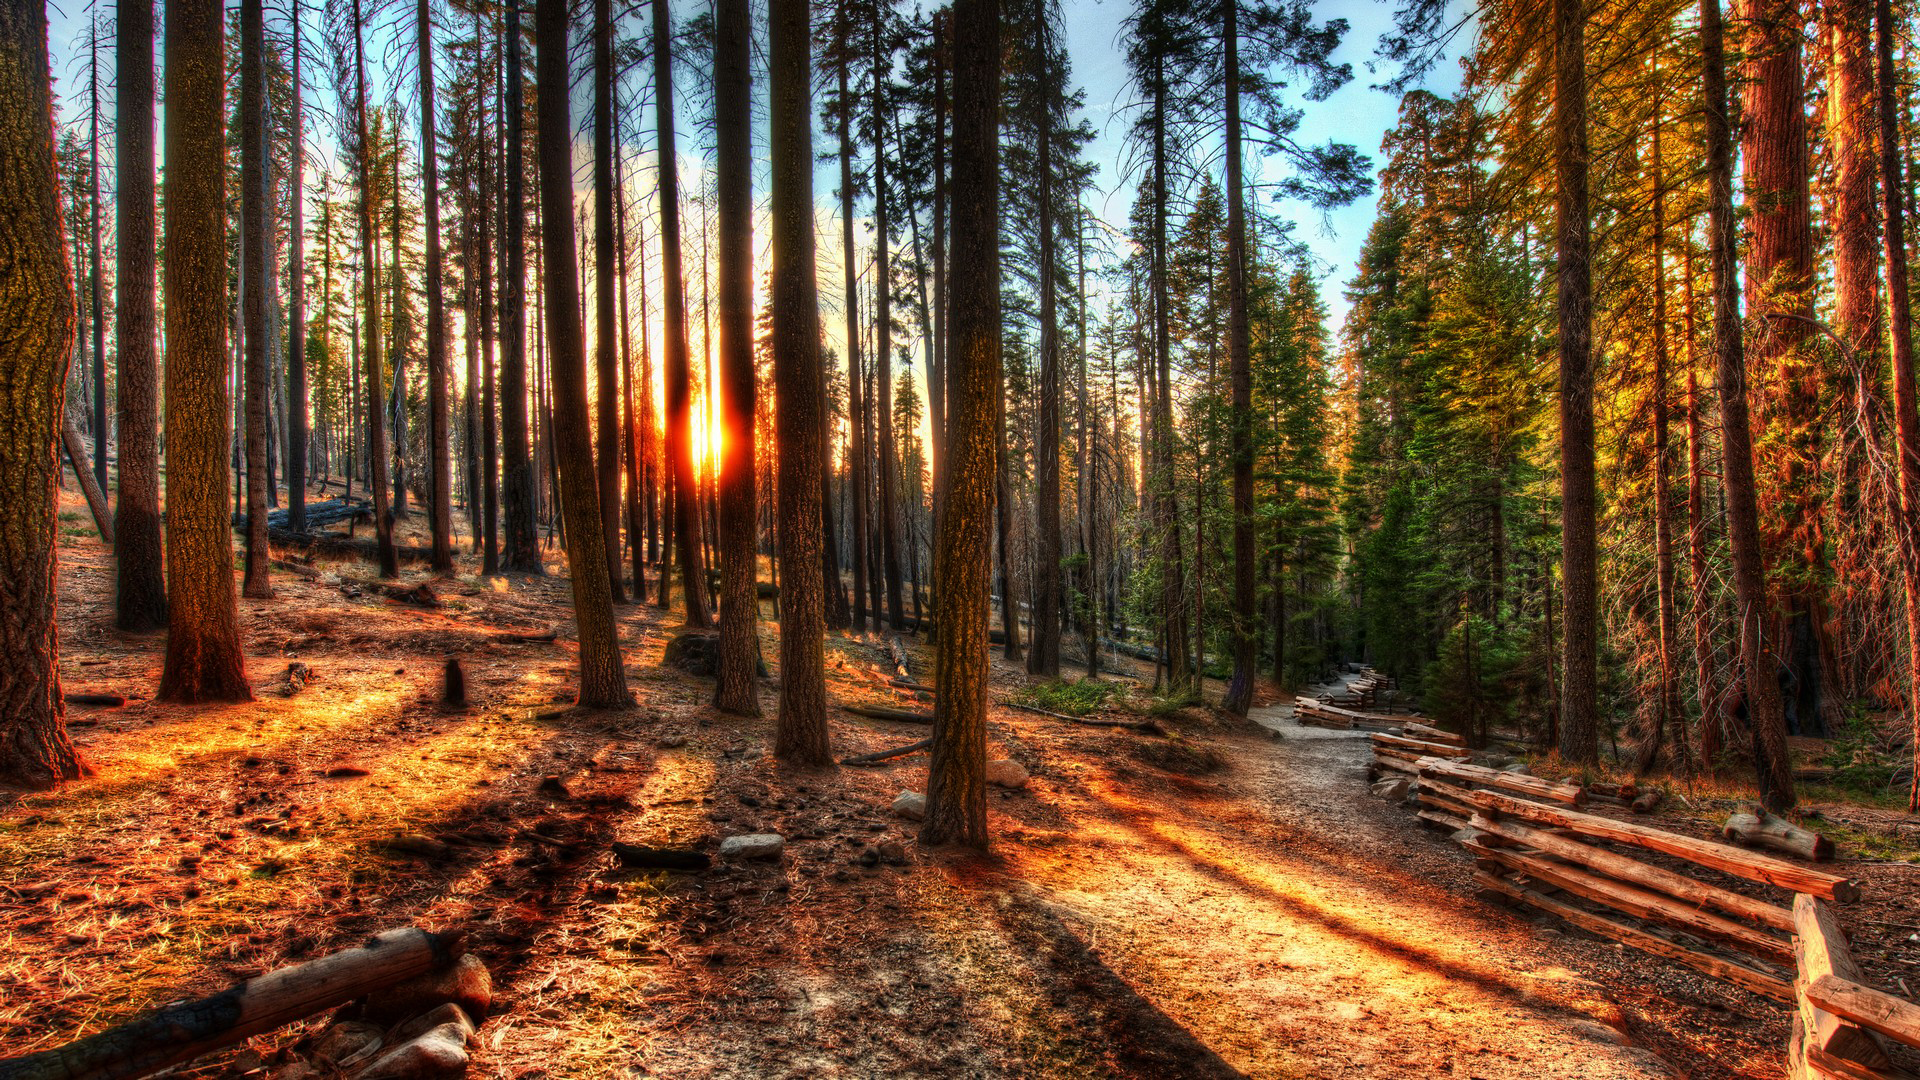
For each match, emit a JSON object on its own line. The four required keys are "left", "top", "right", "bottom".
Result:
{"left": 1014, "top": 678, "right": 1125, "bottom": 717}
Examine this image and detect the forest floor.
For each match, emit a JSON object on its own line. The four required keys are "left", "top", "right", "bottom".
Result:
{"left": 3, "top": 486, "right": 1919, "bottom": 1078}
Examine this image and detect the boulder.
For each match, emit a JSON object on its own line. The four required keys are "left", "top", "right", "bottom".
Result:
{"left": 718, "top": 833, "right": 785, "bottom": 860}
{"left": 362, "top": 953, "right": 492, "bottom": 1026}
{"left": 985, "top": 759, "right": 1029, "bottom": 789}
{"left": 1370, "top": 776, "right": 1410, "bottom": 801}
{"left": 663, "top": 633, "right": 722, "bottom": 676}
{"left": 891, "top": 792, "right": 926, "bottom": 821}
{"left": 388, "top": 1003, "right": 476, "bottom": 1047}
{"left": 312, "top": 1020, "right": 385, "bottom": 1066}
{"left": 355, "top": 1023, "right": 471, "bottom": 1080}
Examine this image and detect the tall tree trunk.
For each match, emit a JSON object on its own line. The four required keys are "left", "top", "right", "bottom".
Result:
{"left": 113, "top": 0, "right": 166, "bottom": 631}
{"left": 160, "top": 0, "right": 253, "bottom": 701}
{"left": 286, "top": 0, "right": 309, "bottom": 534}
{"left": 1150, "top": 51, "right": 1190, "bottom": 693}
{"left": 713, "top": 0, "right": 760, "bottom": 717}
{"left": 873, "top": 17, "right": 904, "bottom": 632}
{"left": 240, "top": 0, "right": 273, "bottom": 599}
{"left": 502, "top": 1, "right": 539, "bottom": 573}
{"left": 925, "top": 0, "right": 999, "bottom": 850}
{"left": 0, "top": 0, "right": 86, "bottom": 786}
{"left": 654, "top": 0, "right": 710, "bottom": 627}
{"left": 929, "top": 9, "right": 948, "bottom": 629}
{"left": 769, "top": 0, "right": 830, "bottom": 763}
{"left": 616, "top": 147, "right": 647, "bottom": 598}
{"left": 1221, "top": 0, "right": 1254, "bottom": 715}
{"left": 1645, "top": 105, "right": 1685, "bottom": 773}
{"left": 1743, "top": 0, "right": 1830, "bottom": 738}
{"left": 1685, "top": 268, "right": 1722, "bottom": 765}
{"left": 838, "top": 17, "right": 871, "bottom": 636}
{"left": 419, "top": 0, "right": 453, "bottom": 572}
{"left": 1029, "top": 29, "right": 1060, "bottom": 679}
{"left": 592, "top": 0, "right": 625, "bottom": 601}
{"left": 535, "top": 0, "right": 630, "bottom": 708}
{"left": 1875, "top": 0, "right": 1920, "bottom": 813}
{"left": 351, "top": 0, "right": 399, "bottom": 579}
{"left": 1554, "top": 0, "right": 1597, "bottom": 762}
{"left": 1702, "top": 0, "right": 1796, "bottom": 810}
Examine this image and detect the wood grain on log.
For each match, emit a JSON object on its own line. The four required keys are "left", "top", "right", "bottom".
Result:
{"left": 1795, "top": 894, "right": 1899, "bottom": 1068}
{"left": 1416, "top": 759, "right": 1587, "bottom": 806}
{"left": 1725, "top": 805, "right": 1836, "bottom": 861}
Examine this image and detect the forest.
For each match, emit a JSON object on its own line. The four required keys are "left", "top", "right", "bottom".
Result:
{"left": 1, "top": 0, "right": 1920, "bottom": 1074}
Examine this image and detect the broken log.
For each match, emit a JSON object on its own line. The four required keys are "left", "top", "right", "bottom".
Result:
{"left": 269, "top": 558, "right": 324, "bottom": 580}
{"left": 267, "top": 527, "right": 436, "bottom": 564}
{"left": 611, "top": 843, "right": 712, "bottom": 871}
{"left": 1464, "top": 787, "right": 1860, "bottom": 902}
{"left": 1724, "top": 804, "right": 1835, "bottom": 861}
{"left": 62, "top": 693, "right": 125, "bottom": 708}
{"left": 345, "top": 580, "right": 440, "bottom": 608}
{"left": 888, "top": 679, "right": 937, "bottom": 694}
{"left": 841, "top": 704, "right": 935, "bottom": 725}
{"left": 885, "top": 636, "right": 912, "bottom": 679}
{"left": 1463, "top": 831, "right": 1792, "bottom": 962}
{"left": 1399, "top": 721, "right": 1466, "bottom": 747}
{"left": 841, "top": 738, "right": 933, "bottom": 766}
{"left": 490, "top": 630, "right": 559, "bottom": 644}
{"left": 1473, "top": 870, "right": 1793, "bottom": 1002}
{"left": 1795, "top": 894, "right": 1899, "bottom": 1069}
{"left": 997, "top": 699, "right": 1163, "bottom": 734}
{"left": 1631, "top": 790, "right": 1664, "bottom": 815}
{"left": 1371, "top": 732, "right": 1471, "bottom": 758}
{"left": 1415, "top": 759, "right": 1588, "bottom": 807}
{"left": 0, "top": 928, "right": 462, "bottom": 1080}
{"left": 1467, "top": 811, "right": 1793, "bottom": 934}
{"left": 60, "top": 421, "right": 113, "bottom": 546}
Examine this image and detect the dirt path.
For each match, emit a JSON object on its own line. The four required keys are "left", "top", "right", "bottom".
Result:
{"left": 1, "top": 513, "right": 1793, "bottom": 1077}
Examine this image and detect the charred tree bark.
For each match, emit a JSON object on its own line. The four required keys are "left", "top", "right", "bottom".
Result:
{"left": 240, "top": 0, "right": 272, "bottom": 599}
{"left": 769, "top": 0, "right": 830, "bottom": 763}
{"left": 113, "top": 0, "right": 166, "bottom": 631}
{"left": 713, "top": 0, "right": 760, "bottom": 717}
{"left": 1555, "top": 0, "right": 1597, "bottom": 762}
{"left": 592, "top": 0, "right": 625, "bottom": 602}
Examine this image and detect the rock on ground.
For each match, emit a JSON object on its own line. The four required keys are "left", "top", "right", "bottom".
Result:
{"left": 355, "top": 1022, "right": 473, "bottom": 1080}
{"left": 986, "top": 759, "right": 1029, "bottom": 789}
{"left": 363, "top": 953, "right": 493, "bottom": 1025}
{"left": 718, "top": 833, "right": 785, "bottom": 860}
{"left": 892, "top": 792, "right": 927, "bottom": 820}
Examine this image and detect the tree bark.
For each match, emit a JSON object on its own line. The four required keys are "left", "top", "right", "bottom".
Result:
{"left": 159, "top": 0, "right": 252, "bottom": 702}
{"left": 1554, "top": 0, "right": 1597, "bottom": 763}
{"left": 1221, "top": 0, "right": 1254, "bottom": 715}
{"left": 350, "top": 0, "right": 398, "bottom": 580}
{"left": 873, "top": 16, "right": 904, "bottom": 632}
{"left": 838, "top": 12, "right": 871, "bottom": 637}
{"left": 1646, "top": 106, "right": 1685, "bottom": 773}
{"left": 1702, "top": 0, "right": 1796, "bottom": 810}
{"left": 419, "top": 0, "right": 453, "bottom": 573}
{"left": 1028, "top": 25, "right": 1061, "bottom": 679}
{"left": 535, "top": 0, "right": 630, "bottom": 709}
{"left": 502, "top": 0, "right": 539, "bottom": 573}
{"left": 286, "top": 0, "right": 309, "bottom": 535}
{"left": 769, "top": 0, "right": 831, "bottom": 763}
{"left": 240, "top": 0, "right": 273, "bottom": 599}
{"left": 113, "top": 0, "right": 166, "bottom": 631}
{"left": 923, "top": 0, "right": 999, "bottom": 851}
{"left": 1875, "top": 0, "right": 1920, "bottom": 813}
{"left": 713, "top": 0, "right": 760, "bottom": 717}
{"left": 653, "top": 0, "right": 709, "bottom": 627}
{"left": 0, "top": 0, "right": 85, "bottom": 787}
{"left": 592, "top": 0, "right": 625, "bottom": 602}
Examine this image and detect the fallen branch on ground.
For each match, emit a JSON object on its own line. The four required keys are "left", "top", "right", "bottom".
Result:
{"left": 841, "top": 704, "right": 934, "bottom": 724}
{"left": 841, "top": 738, "right": 933, "bottom": 766}
{"left": 997, "top": 700, "right": 1163, "bottom": 734}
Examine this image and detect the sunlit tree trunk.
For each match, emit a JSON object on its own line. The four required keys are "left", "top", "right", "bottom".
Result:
{"left": 1643, "top": 107, "right": 1685, "bottom": 773}
{"left": 1029, "top": 27, "right": 1061, "bottom": 679}
{"left": 592, "top": 0, "right": 626, "bottom": 601}
{"left": 160, "top": 0, "right": 253, "bottom": 701}
{"left": 286, "top": 0, "right": 309, "bottom": 534}
{"left": 1221, "top": 0, "right": 1254, "bottom": 715}
{"left": 114, "top": 0, "right": 166, "bottom": 631}
{"left": 873, "top": 16, "right": 904, "bottom": 632}
{"left": 0, "top": 0, "right": 86, "bottom": 786}
{"left": 924, "top": 0, "right": 1000, "bottom": 850}
{"left": 535, "top": 0, "right": 630, "bottom": 708}
{"left": 769, "top": 0, "right": 830, "bottom": 762}
{"left": 419, "top": 0, "right": 453, "bottom": 572}
{"left": 351, "top": 0, "right": 398, "bottom": 579}
{"left": 1703, "top": 0, "right": 1796, "bottom": 810}
{"left": 838, "top": 9, "right": 871, "bottom": 636}
{"left": 1554, "top": 0, "right": 1597, "bottom": 763}
{"left": 502, "top": 1, "right": 539, "bottom": 573}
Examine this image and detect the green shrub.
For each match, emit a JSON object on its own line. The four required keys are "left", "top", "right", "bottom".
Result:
{"left": 1014, "top": 678, "right": 1125, "bottom": 717}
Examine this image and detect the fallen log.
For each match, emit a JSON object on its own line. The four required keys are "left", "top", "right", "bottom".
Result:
{"left": 60, "top": 422, "right": 114, "bottom": 546}
{"left": 1372, "top": 743, "right": 1467, "bottom": 767}
{"left": 0, "top": 927, "right": 462, "bottom": 1080}
{"left": 1724, "top": 804, "right": 1835, "bottom": 861}
{"left": 998, "top": 699, "right": 1163, "bottom": 734}
{"left": 1416, "top": 807, "right": 1468, "bottom": 831}
{"left": 611, "top": 843, "right": 712, "bottom": 871}
{"left": 1467, "top": 811, "right": 1793, "bottom": 934}
{"left": 234, "top": 497, "right": 368, "bottom": 531}
{"left": 1464, "top": 787, "right": 1860, "bottom": 902}
{"left": 269, "top": 558, "right": 324, "bottom": 580}
{"left": 1463, "top": 831, "right": 1792, "bottom": 962}
{"left": 1399, "top": 722, "right": 1466, "bottom": 747}
{"left": 1372, "top": 732, "right": 1471, "bottom": 758}
{"left": 63, "top": 693, "right": 125, "bottom": 708}
{"left": 1795, "top": 894, "right": 1899, "bottom": 1069}
{"left": 491, "top": 630, "right": 559, "bottom": 644}
{"left": 1300, "top": 700, "right": 1402, "bottom": 730}
{"left": 267, "top": 527, "right": 436, "bottom": 564}
{"left": 1472, "top": 871, "right": 1793, "bottom": 1002}
{"left": 888, "top": 679, "right": 937, "bottom": 694}
{"left": 841, "top": 704, "right": 934, "bottom": 725}
{"left": 841, "top": 738, "right": 933, "bottom": 766}
{"left": 1805, "top": 974, "right": 1920, "bottom": 1055}
{"left": 885, "top": 636, "right": 912, "bottom": 680}
{"left": 345, "top": 579, "right": 440, "bottom": 609}
{"left": 1415, "top": 759, "right": 1587, "bottom": 807}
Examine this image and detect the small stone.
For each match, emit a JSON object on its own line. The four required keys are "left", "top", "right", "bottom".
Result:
{"left": 855, "top": 849, "right": 880, "bottom": 867}
{"left": 985, "top": 759, "right": 1029, "bottom": 789}
{"left": 657, "top": 734, "right": 688, "bottom": 749}
{"left": 875, "top": 840, "right": 908, "bottom": 865}
{"left": 1370, "top": 776, "right": 1411, "bottom": 801}
{"left": 1565, "top": 1019, "right": 1630, "bottom": 1046}
{"left": 891, "top": 792, "right": 926, "bottom": 821}
{"left": 355, "top": 1024, "right": 471, "bottom": 1080}
{"left": 1501, "top": 763, "right": 1532, "bottom": 775}
{"left": 389, "top": 1003, "right": 475, "bottom": 1046}
{"left": 718, "top": 833, "right": 785, "bottom": 860}
{"left": 363, "top": 953, "right": 493, "bottom": 1025}
{"left": 313, "top": 1020, "right": 386, "bottom": 1065}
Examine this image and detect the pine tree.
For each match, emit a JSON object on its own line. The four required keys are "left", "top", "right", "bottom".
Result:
{"left": 114, "top": 0, "right": 167, "bottom": 632}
